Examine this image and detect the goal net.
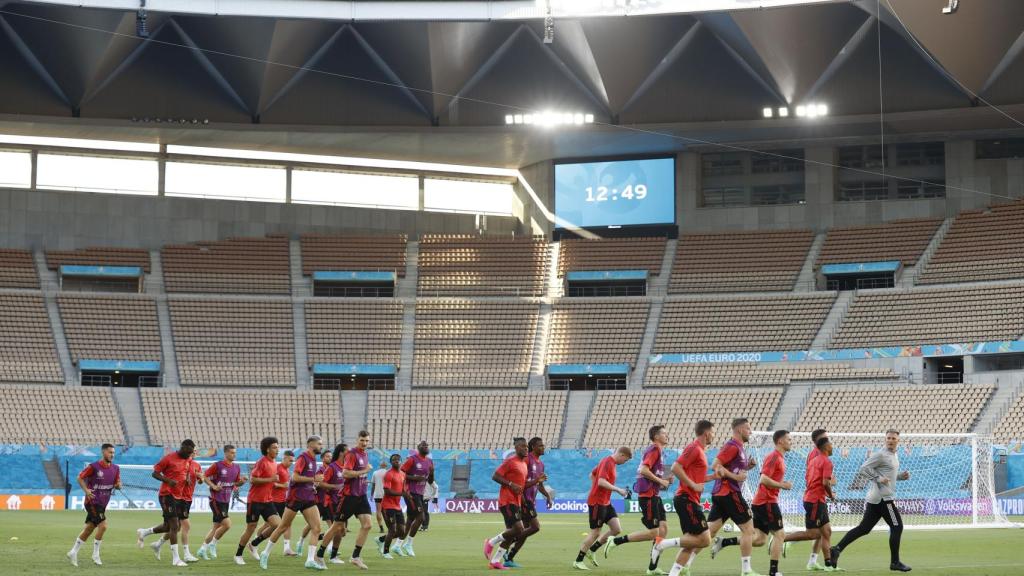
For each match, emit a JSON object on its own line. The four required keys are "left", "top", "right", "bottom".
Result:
{"left": 108, "top": 461, "right": 257, "bottom": 512}
{"left": 741, "top": 432, "right": 1011, "bottom": 530}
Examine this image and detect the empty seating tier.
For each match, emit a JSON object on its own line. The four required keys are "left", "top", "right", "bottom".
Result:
{"left": 644, "top": 362, "right": 900, "bottom": 387}
{"left": 654, "top": 293, "right": 835, "bottom": 353}
{"left": 670, "top": 229, "right": 814, "bottom": 293}
{"left": 583, "top": 388, "right": 782, "bottom": 449}
{"left": 169, "top": 299, "right": 296, "bottom": 387}
{"left": 995, "top": 392, "right": 1024, "bottom": 445}
{"left": 142, "top": 389, "right": 340, "bottom": 448}
{"left": 413, "top": 300, "right": 538, "bottom": 388}
{"left": 831, "top": 283, "right": 1024, "bottom": 348}
{"left": 546, "top": 299, "right": 650, "bottom": 366}
{"left": 300, "top": 234, "right": 407, "bottom": 277}
{"left": 368, "top": 391, "right": 566, "bottom": 449}
{"left": 0, "top": 249, "right": 39, "bottom": 288}
{"left": 796, "top": 383, "right": 994, "bottom": 434}
{"left": 45, "top": 247, "right": 151, "bottom": 272}
{"left": 0, "top": 385, "right": 123, "bottom": 444}
{"left": 0, "top": 293, "right": 62, "bottom": 383}
{"left": 162, "top": 236, "right": 290, "bottom": 294}
{"left": 558, "top": 237, "right": 666, "bottom": 277}
{"left": 305, "top": 300, "right": 404, "bottom": 367}
{"left": 816, "top": 218, "right": 942, "bottom": 269}
{"left": 417, "top": 235, "right": 549, "bottom": 296}
{"left": 58, "top": 295, "right": 161, "bottom": 362}
{"left": 918, "top": 200, "right": 1024, "bottom": 284}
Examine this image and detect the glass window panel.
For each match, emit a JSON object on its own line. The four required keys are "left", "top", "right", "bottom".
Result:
{"left": 291, "top": 170, "right": 418, "bottom": 209}
{"left": 423, "top": 178, "right": 514, "bottom": 215}
{"left": 0, "top": 150, "right": 32, "bottom": 188}
{"left": 37, "top": 153, "right": 158, "bottom": 195}
{"left": 165, "top": 161, "right": 285, "bottom": 202}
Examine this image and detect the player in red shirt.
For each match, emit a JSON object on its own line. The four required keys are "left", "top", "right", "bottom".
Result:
{"left": 798, "top": 436, "right": 836, "bottom": 568}
{"left": 717, "top": 429, "right": 794, "bottom": 576}
{"left": 136, "top": 439, "right": 195, "bottom": 567}
{"left": 572, "top": 446, "right": 632, "bottom": 571}
{"left": 379, "top": 453, "right": 410, "bottom": 559}
{"left": 604, "top": 426, "right": 673, "bottom": 575}
{"left": 151, "top": 455, "right": 203, "bottom": 562}
{"left": 67, "top": 443, "right": 121, "bottom": 567}
{"left": 804, "top": 428, "right": 828, "bottom": 570}
{"left": 652, "top": 420, "right": 719, "bottom": 576}
{"left": 483, "top": 437, "right": 530, "bottom": 570}
{"left": 503, "top": 436, "right": 553, "bottom": 568}
{"left": 705, "top": 418, "right": 759, "bottom": 576}
{"left": 257, "top": 449, "right": 298, "bottom": 556}
{"left": 233, "top": 436, "right": 283, "bottom": 565}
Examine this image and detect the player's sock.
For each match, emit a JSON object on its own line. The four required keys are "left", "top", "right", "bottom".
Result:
{"left": 613, "top": 535, "right": 629, "bottom": 545}
{"left": 140, "top": 527, "right": 154, "bottom": 538}
{"left": 283, "top": 540, "right": 293, "bottom": 554}
{"left": 236, "top": 544, "right": 245, "bottom": 557}
{"left": 489, "top": 534, "right": 504, "bottom": 546}
{"left": 657, "top": 538, "right": 680, "bottom": 551}
{"left": 808, "top": 553, "right": 818, "bottom": 565}
{"left": 70, "top": 538, "right": 84, "bottom": 555}
{"left": 331, "top": 546, "right": 340, "bottom": 559}
{"left": 721, "top": 537, "right": 739, "bottom": 549}
{"left": 589, "top": 541, "right": 603, "bottom": 552}
{"left": 741, "top": 556, "right": 752, "bottom": 572}
{"left": 491, "top": 546, "right": 507, "bottom": 564}
{"left": 769, "top": 559, "right": 779, "bottom": 576}
{"left": 307, "top": 545, "right": 317, "bottom": 563}
{"left": 251, "top": 535, "right": 266, "bottom": 547}
{"left": 317, "top": 545, "right": 327, "bottom": 559}
{"left": 686, "top": 549, "right": 699, "bottom": 567}
{"left": 668, "top": 563, "right": 685, "bottom": 576}
{"left": 93, "top": 540, "right": 102, "bottom": 554}
{"left": 577, "top": 550, "right": 587, "bottom": 562}
{"left": 353, "top": 545, "right": 363, "bottom": 559}
{"left": 171, "top": 544, "right": 181, "bottom": 564}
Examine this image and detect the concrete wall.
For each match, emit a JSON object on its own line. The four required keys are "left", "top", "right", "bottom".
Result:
{"left": 0, "top": 187, "right": 521, "bottom": 250}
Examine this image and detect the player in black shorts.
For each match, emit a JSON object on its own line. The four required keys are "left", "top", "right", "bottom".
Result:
{"left": 573, "top": 447, "right": 632, "bottom": 571}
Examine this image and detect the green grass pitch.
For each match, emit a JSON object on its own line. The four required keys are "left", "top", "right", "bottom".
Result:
{"left": 1, "top": 511, "right": 1022, "bottom": 575}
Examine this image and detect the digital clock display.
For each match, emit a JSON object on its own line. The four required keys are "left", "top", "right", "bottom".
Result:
{"left": 554, "top": 157, "right": 675, "bottom": 229}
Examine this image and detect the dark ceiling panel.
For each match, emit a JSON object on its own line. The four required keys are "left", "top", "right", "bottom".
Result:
{"left": 259, "top": 26, "right": 430, "bottom": 126}
{"left": 426, "top": 21, "right": 520, "bottom": 117}
{"left": 81, "top": 21, "right": 252, "bottom": 122}
{"left": 439, "top": 26, "right": 605, "bottom": 126}
{"left": 620, "top": 24, "right": 779, "bottom": 124}
{"left": 980, "top": 46, "right": 1024, "bottom": 106}
{"left": 0, "top": 15, "right": 71, "bottom": 116}
{"left": 731, "top": 3, "right": 869, "bottom": 105}
{"left": 354, "top": 21, "right": 434, "bottom": 119}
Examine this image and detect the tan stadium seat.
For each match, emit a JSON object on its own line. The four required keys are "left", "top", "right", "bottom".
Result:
{"left": 58, "top": 295, "right": 161, "bottom": 362}
{"left": 0, "top": 293, "right": 63, "bottom": 383}
{"left": 558, "top": 237, "right": 667, "bottom": 277}
{"left": 918, "top": 199, "right": 1024, "bottom": 284}
{"left": 305, "top": 300, "right": 404, "bottom": 367}
{"left": 816, "top": 218, "right": 942, "bottom": 270}
{"left": 368, "top": 390, "right": 566, "bottom": 450}
{"left": 670, "top": 229, "right": 814, "bottom": 293}
{"left": 645, "top": 362, "right": 900, "bottom": 387}
{"left": 654, "top": 292, "right": 835, "bottom": 353}
{"left": 582, "top": 388, "right": 783, "bottom": 449}
{"left": 162, "top": 235, "right": 290, "bottom": 294}
{"left": 831, "top": 283, "right": 1024, "bottom": 348}
{"left": 995, "top": 393, "right": 1024, "bottom": 445}
{"left": 46, "top": 247, "right": 152, "bottom": 273}
{"left": 300, "top": 234, "right": 407, "bottom": 277}
{"left": 0, "top": 385, "right": 123, "bottom": 444}
{"left": 547, "top": 298, "right": 650, "bottom": 366}
{"left": 141, "top": 388, "right": 340, "bottom": 448}
{"left": 0, "top": 248, "right": 40, "bottom": 289}
{"left": 169, "top": 298, "right": 296, "bottom": 387}
{"left": 417, "top": 235, "right": 548, "bottom": 297}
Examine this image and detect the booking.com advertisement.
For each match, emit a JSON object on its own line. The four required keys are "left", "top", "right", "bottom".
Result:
{"left": 554, "top": 157, "right": 675, "bottom": 229}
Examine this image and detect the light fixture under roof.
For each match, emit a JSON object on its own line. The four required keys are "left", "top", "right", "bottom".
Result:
{"left": 505, "top": 110, "right": 595, "bottom": 127}
{"left": 762, "top": 107, "right": 774, "bottom": 118}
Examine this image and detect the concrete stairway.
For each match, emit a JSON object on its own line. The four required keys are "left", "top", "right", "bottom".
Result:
{"left": 397, "top": 241, "right": 419, "bottom": 298}
{"left": 794, "top": 233, "right": 826, "bottom": 291}
{"left": 147, "top": 250, "right": 166, "bottom": 294}
{"left": 972, "top": 372, "right": 1024, "bottom": 435}
{"left": 529, "top": 303, "right": 553, "bottom": 389}
{"left": 396, "top": 301, "right": 416, "bottom": 390}
{"left": 810, "top": 290, "right": 854, "bottom": 350}
{"left": 559, "top": 390, "right": 596, "bottom": 448}
{"left": 629, "top": 300, "right": 662, "bottom": 388}
{"left": 154, "top": 297, "right": 180, "bottom": 387}
{"left": 546, "top": 241, "right": 562, "bottom": 298}
{"left": 289, "top": 239, "right": 310, "bottom": 297}
{"left": 43, "top": 459, "right": 66, "bottom": 490}
{"left": 112, "top": 387, "right": 150, "bottom": 445}
{"left": 340, "top": 390, "right": 367, "bottom": 443}
{"left": 900, "top": 217, "right": 952, "bottom": 288}
{"left": 451, "top": 462, "right": 471, "bottom": 496}
{"left": 292, "top": 300, "right": 311, "bottom": 389}
{"left": 33, "top": 250, "right": 76, "bottom": 385}
{"left": 771, "top": 383, "right": 815, "bottom": 431}
{"left": 649, "top": 238, "right": 676, "bottom": 296}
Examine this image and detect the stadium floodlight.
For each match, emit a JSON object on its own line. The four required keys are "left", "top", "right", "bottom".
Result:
{"left": 795, "top": 105, "right": 807, "bottom": 117}
{"left": 816, "top": 103, "right": 828, "bottom": 116}
{"left": 504, "top": 115, "right": 514, "bottom": 125}
{"left": 513, "top": 114, "right": 524, "bottom": 124}
{"left": 584, "top": 114, "right": 594, "bottom": 123}
{"left": 762, "top": 107, "right": 774, "bottom": 118}
{"left": 778, "top": 107, "right": 789, "bottom": 117}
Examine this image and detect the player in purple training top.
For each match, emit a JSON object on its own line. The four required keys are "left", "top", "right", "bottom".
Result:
{"left": 400, "top": 440, "right": 434, "bottom": 557}
{"left": 503, "top": 436, "right": 553, "bottom": 568}
{"left": 68, "top": 443, "right": 121, "bottom": 567}
{"left": 198, "top": 444, "right": 247, "bottom": 560}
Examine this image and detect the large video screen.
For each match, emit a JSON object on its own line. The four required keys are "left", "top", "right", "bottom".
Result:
{"left": 554, "top": 157, "right": 675, "bottom": 229}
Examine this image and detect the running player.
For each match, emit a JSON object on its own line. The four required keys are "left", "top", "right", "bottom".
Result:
{"left": 706, "top": 418, "right": 759, "bottom": 576}
{"left": 422, "top": 478, "right": 439, "bottom": 531}
{"left": 370, "top": 461, "right": 388, "bottom": 533}
{"left": 258, "top": 435, "right": 326, "bottom": 570}
{"left": 67, "top": 443, "right": 121, "bottom": 567}
{"left": 801, "top": 436, "right": 837, "bottom": 569}
{"left": 332, "top": 430, "right": 374, "bottom": 569}
{"left": 400, "top": 440, "right": 434, "bottom": 557}
{"left": 572, "top": 446, "right": 633, "bottom": 571}
{"left": 604, "top": 425, "right": 672, "bottom": 576}
{"left": 484, "top": 437, "right": 530, "bottom": 570}
{"left": 234, "top": 437, "right": 282, "bottom": 566}
{"left": 314, "top": 450, "right": 335, "bottom": 555}
{"left": 651, "top": 420, "right": 718, "bottom": 576}
{"left": 137, "top": 439, "right": 195, "bottom": 567}
{"left": 378, "top": 453, "right": 409, "bottom": 559}
{"left": 299, "top": 444, "right": 345, "bottom": 555}
{"left": 318, "top": 444, "right": 349, "bottom": 565}
{"left": 504, "top": 436, "right": 552, "bottom": 568}
{"left": 717, "top": 429, "right": 792, "bottom": 576}
{"left": 198, "top": 445, "right": 247, "bottom": 560}
{"left": 830, "top": 429, "right": 912, "bottom": 572}
{"left": 151, "top": 454, "right": 202, "bottom": 562}
{"left": 804, "top": 429, "right": 827, "bottom": 570}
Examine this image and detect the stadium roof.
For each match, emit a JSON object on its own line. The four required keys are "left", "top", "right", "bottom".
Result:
{"left": 0, "top": 0, "right": 1022, "bottom": 166}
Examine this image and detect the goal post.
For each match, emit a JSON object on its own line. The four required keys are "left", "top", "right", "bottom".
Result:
{"left": 741, "top": 432, "right": 1012, "bottom": 530}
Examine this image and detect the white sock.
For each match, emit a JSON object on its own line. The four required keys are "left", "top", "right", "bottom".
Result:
{"left": 283, "top": 540, "right": 292, "bottom": 553}
{"left": 93, "top": 540, "right": 102, "bottom": 555}
{"left": 70, "top": 538, "right": 84, "bottom": 554}
{"left": 491, "top": 546, "right": 507, "bottom": 564}
{"left": 809, "top": 553, "right": 818, "bottom": 564}
{"left": 669, "top": 563, "right": 685, "bottom": 576}
{"left": 171, "top": 544, "right": 180, "bottom": 564}
{"left": 657, "top": 538, "right": 679, "bottom": 551}
{"left": 155, "top": 537, "right": 166, "bottom": 549}
{"left": 325, "top": 543, "right": 333, "bottom": 556}
{"left": 686, "top": 549, "right": 699, "bottom": 567}
{"left": 141, "top": 527, "right": 154, "bottom": 537}
{"left": 306, "top": 545, "right": 316, "bottom": 562}
{"left": 406, "top": 537, "right": 414, "bottom": 545}
{"left": 742, "top": 556, "right": 751, "bottom": 572}
{"left": 184, "top": 545, "right": 192, "bottom": 556}
{"left": 489, "top": 534, "right": 504, "bottom": 547}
